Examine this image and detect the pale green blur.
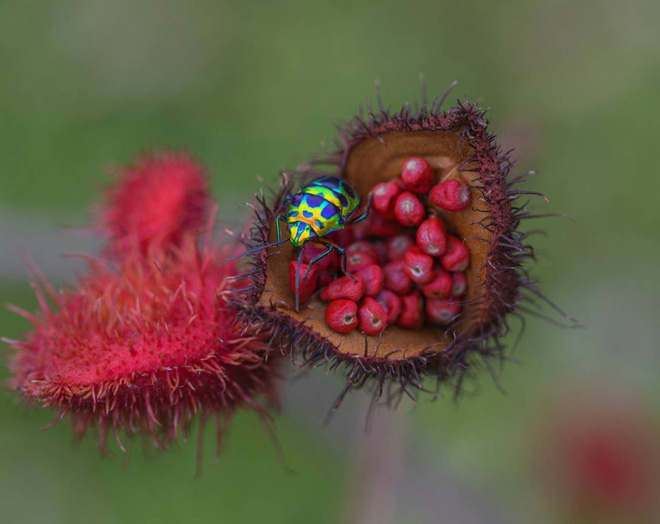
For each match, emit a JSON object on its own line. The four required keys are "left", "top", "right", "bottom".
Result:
{"left": 1, "top": 1, "right": 659, "bottom": 523}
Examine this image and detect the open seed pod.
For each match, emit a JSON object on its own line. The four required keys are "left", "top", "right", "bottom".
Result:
{"left": 233, "top": 90, "right": 558, "bottom": 404}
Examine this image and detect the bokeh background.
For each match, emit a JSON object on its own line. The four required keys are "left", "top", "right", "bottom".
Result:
{"left": 1, "top": 1, "right": 659, "bottom": 522}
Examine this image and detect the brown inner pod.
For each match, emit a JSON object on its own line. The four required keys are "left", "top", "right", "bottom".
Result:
{"left": 258, "top": 129, "right": 491, "bottom": 359}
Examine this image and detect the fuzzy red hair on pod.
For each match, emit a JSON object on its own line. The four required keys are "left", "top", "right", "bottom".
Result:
{"left": 99, "top": 151, "right": 209, "bottom": 255}
{"left": 231, "top": 82, "right": 576, "bottom": 408}
{"left": 5, "top": 226, "right": 281, "bottom": 460}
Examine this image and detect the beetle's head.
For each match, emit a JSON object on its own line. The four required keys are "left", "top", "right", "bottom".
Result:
{"left": 288, "top": 221, "right": 314, "bottom": 248}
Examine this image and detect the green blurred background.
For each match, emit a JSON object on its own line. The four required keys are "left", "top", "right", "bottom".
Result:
{"left": 1, "top": 0, "right": 659, "bottom": 522}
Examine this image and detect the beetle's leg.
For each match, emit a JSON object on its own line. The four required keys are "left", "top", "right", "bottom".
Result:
{"left": 335, "top": 244, "right": 358, "bottom": 283}
{"left": 348, "top": 193, "right": 372, "bottom": 225}
{"left": 302, "top": 242, "right": 334, "bottom": 281}
{"left": 295, "top": 246, "right": 305, "bottom": 312}
{"left": 274, "top": 214, "right": 288, "bottom": 243}
{"left": 227, "top": 213, "right": 289, "bottom": 262}
{"left": 318, "top": 239, "right": 358, "bottom": 284}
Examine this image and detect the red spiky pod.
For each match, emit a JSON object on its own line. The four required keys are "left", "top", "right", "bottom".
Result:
{"left": 231, "top": 83, "right": 571, "bottom": 406}
{"left": 5, "top": 221, "right": 281, "bottom": 456}
{"left": 98, "top": 151, "right": 210, "bottom": 256}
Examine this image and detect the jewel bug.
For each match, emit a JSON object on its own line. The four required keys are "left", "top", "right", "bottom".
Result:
{"left": 231, "top": 175, "right": 371, "bottom": 311}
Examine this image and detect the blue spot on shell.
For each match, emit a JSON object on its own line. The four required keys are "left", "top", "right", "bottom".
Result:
{"left": 320, "top": 204, "right": 336, "bottom": 219}
{"left": 302, "top": 209, "right": 314, "bottom": 218}
{"left": 306, "top": 195, "right": 324, "bottom": 208}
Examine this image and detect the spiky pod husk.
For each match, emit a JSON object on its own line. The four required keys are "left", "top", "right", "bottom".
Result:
{"left": 6, "top": 235, "right": 281, "bottom": 454}
{"left": 99, "top": 151, "right": 210, "bottom": 257}
{"left": 232, "top": 93, "right": 557, "bottom": 405}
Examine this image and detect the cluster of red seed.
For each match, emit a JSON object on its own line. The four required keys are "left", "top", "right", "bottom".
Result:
{"left": 288, "top": 157, "right": 472, "bottom": 335}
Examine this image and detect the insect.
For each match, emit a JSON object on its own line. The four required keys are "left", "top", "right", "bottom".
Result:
{"left": 230, "top": 175, "right": 371, "bottom": 311}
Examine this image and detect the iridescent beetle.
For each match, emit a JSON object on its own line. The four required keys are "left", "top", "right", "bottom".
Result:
{"left": 230, "top": 175, "right": 371, "bottom": 311}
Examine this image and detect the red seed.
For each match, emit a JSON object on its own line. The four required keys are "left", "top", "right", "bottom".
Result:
{"left": 357, "top": 297, "right": 388, "bottom": 335}
{"left": 356, "top": 264, "right": 384, "bottom": 297}
{"left": 370, "top": 240, "right": 389, "bottom": 265}
{"left": 346, "top": 250, "right": 376, "bottom": 273}
{"left": 401, "top": 157, "right": 435, "bottom": 194}
{"left": 375, "top": 290, "right": 403, "bottom": 323}
{"left": 346, "top": 240, "right": 379, "bottom": 260}
{"left": 326, "top": 227, "right": 354, "bottom": 247}
{"left": 383, "top": 259, "right": 414, "bottom": 295}
{"left": 318, "top": 270, "right": 334, "bottom": 288}
{"left": 422, "top": 269, "right": 453, "bottom": 299}
{"left": 365, "top": 213, "right": 403, "bottom": 237}
{"left": 403, "top": 247, "right": 435, "bottom": 285}
{"left": 371, "top": 180, "right": 403, "bottom": 218}
{"left": 451, "top": 271, "right": 467, "bottom": 296}
{"left": 430, "top": 179, "right": 471, "bottom": 211}
{"left": 386, "top": 234, "right": 416, "bottom": 261}
{"left": 320, "top": 274, "right": 365, "bottom": 302}
{"left": 325, "top": 299, "right": 359, "bottom": 334}
{"left": 288, "top": 261, "right": 320, "bottom": 304}
{"left": 397, "top": 291, "right": 424, "bottom": 329}
{"left": 394, "top": 191, "right": 425, "bottom": 227}
{"left": 301, "top": 243, "right": 338, "bottom": 271}
{"left": 425, "top": 298, "right": 462, "bottom": 325}
{"left": 441, "top": 236, "right": 470, "bottom": 272}
{"left": 349, "top": 224, "right": 370, "bottom": 241}
{"left": 416, "top": 217, "right": 447, "bottom": 256}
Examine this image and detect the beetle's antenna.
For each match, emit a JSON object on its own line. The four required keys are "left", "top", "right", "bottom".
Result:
{"left": 295, "top": 247, "right": 304, "bottom": 312}
{"left": 227, "top": 239, "right": 289, "bottom": 262}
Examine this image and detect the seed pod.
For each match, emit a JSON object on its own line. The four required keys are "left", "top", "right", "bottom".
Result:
{"left": 231, "top": 86, "right": 572, "bottom": 408}
{"left": 7, "top": 230, "right": 281, "bottom": 456}
{"left": 98, "top": 152, "right": 210, "bottom": 257}
{"left": 8, "top": 153, "right": 281, "bottom": 458}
